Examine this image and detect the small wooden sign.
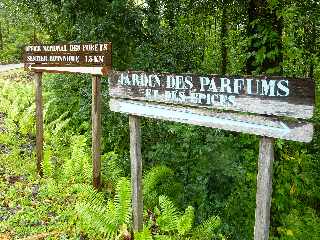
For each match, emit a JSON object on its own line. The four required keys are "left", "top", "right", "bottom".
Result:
{"left": 24, "top": 43, "right": 112, "bottom": 75}
{"left": 24, "top": 42, "right": 109, "bottom": 189}
{"left": 109, "top": 71, "right": 315, "bottom": 119}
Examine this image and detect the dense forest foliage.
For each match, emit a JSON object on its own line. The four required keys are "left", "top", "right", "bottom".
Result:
{"left": 1, "top": 0, "right": 320, "bottom": 239}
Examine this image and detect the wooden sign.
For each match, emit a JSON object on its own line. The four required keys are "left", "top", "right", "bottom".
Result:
{"left": 108, "top": 70, "right": 315, "bottom": 239}
{"left": 109, "top": 71, "right": 314, "bottom": 119}
{"left": 25, "top": 42, "right": 110, "bottom": 190}
{"left": 24, "top": 42, "right": 112, "bottom": 75}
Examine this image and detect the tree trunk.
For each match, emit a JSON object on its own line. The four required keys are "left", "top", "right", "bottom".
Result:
{"left": 33, "top": 28, "right": 37, "bottom": 44}
{"left": 0, "top": 22, "right": 3, "bottom": 51}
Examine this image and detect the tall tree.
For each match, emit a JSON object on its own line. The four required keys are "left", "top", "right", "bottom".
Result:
{"left": 220, "top": 0, "right": 228, "bottom": 74}
{"left": 246, "top": 0, "right": 283, "bottom": 75}
{"left": 300, "top": 1, "right": 320, "bottom": 78}
{"left": 146, "top": 0, "right": 160, "bottom": 42}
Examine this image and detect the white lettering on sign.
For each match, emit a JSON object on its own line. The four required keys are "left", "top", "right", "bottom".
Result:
{"left": 26, "top": 54, "right": 104, "bottom": 64}
{"left": 25, "top": 43, "right": 111, "bottom": 53}
{"left": 70, "top": 45, "right": 81, "bottom": 51}
{"left": 82, "top": 44, "right": 98, "bottom": 51}
{"left": 42, "top": 45, "right": 68, "bottom": 52}
{"left": 49, "top": 55, "right": 80, "bottom": 62}
{"left": 25, "top": 46, "right": 41, "bottom": 52}
{"left": 84, "top": 55, "right": 105, "bottom": 63}
{"left": 116, "top": 73, "right": 290, "bottom": 107}
{"left": 27, "top": 55, "right": 48, "bottom": 62}
{"left": 277, "top": 80, "right": 289, "bottom": 97}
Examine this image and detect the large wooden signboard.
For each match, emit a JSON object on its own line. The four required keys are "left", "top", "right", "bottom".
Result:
{"left": 109, "top": 70, "right": 315, "bottom": 239}
{"left": 24, "top": 42, "right": 112, "bottom": 75}
{"left": 109, "top": 71, "right": 314, "bottom": 143}
{"left": 109, "top": 71, "right": 314, "bottom": 119}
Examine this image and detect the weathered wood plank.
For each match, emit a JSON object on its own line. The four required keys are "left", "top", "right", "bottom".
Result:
{"left": 26, "top": 66, "right": 110, "bottom": 76}
{"left": 129, "top": 115, "right": 143, "bottom": 232}
{"left": 110, "top": 99, "right": 313, "bottom": 143}
{"left": 35, "top": 72, "right": 43, "bottom": 177}
{"left": 92, "top": 75, "right": 102, "bottom": 189}
{"left": 109, "top": 71, "right": 315, "bottom": 119}
{"left": 254, "top": 137, "right": 274, "bottom": 240}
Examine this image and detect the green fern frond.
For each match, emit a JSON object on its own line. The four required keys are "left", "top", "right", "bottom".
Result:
{"left": 115, "top": 178, "right": 132, "bottom": 225}
{"left": 134, "top": 228, "right": 153, "bottom": 240}
{"left": 75, "top": 201, "right": 117, "bottom": 239}
{"left": 73, "top": 184, "right": 107, "bottom": 209}
{"left": 144, "top": 166, "right": 174, "bottom": 191}
{"left": 74, "top": 184, "right": 118, "bottom": 238}
{"left": 74, "top": 179, "right": 132, "bottom": 239}
{"left": 177, "top": 206, "right": 194, "bottom": 236}
{"left": 42, "top": 148, "right": 53, "bottom": 178}
{"left": 107, "top": 199, "right": 116, "bottom": 218}
{"left": 191, "top": 215, "right": 222, "bottom": 240}
{"left": 63, "top": 135, "right": 92, "bottom": 183}
{"left": 19, "top": 104, "right": 35, "bottom": 135}
{"left": 102, "top": 152, "right": 124, "bottom": 187}
{"left": 154, "top": 235, "right": 177, "bottom": 240}
{"left": 46, "top": 110, "right": 69, "bottom": 129}
{"left": 157, "top": 195, "right": 179, "bottom": 232}
{"left": 143, "top": 166, "right": 176, "bottom": 208}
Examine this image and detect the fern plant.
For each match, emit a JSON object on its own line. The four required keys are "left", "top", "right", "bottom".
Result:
{"left": 101, "top": 151, "right": 124, "bottom": 192}
{"left": 141, "top": 195, "right": 224, "bottom": 240}
{"left": 74, "top": 177, "right": 132, "bottom": 239}
{"left": 143, "top": 166, "right": 183, "bottom": 209}
{"left": 63, "top": 135, "right": 92, "bottom": 184}
{"left": 191, "top": 215, "right": 224, "bottom": 240}
{"left": 134, "top": 229, "right": 153, "bottom": 240}
{"left": 44, "top": 110, "right": 71, "bottom": 151}
{"left": 42, "top": 148, "right": 53, "bottom": 178}
{"left": 154, "top": 195, "right": 194, "bottom": 237}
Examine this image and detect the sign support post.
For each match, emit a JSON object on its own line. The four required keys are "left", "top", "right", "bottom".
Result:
{"left": 92, "top": 75, "right": 102, "bottom": 189}
{"left": 254, "top": 137, "right": 274, "bottom": 240}
{"left": 35, "top": 72, "right": 44, "bottom": 177}
{"left": 129, "top": 115, "right": 143, "bottom": 232}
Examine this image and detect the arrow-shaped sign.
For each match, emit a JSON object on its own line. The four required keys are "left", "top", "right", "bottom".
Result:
{"left": 26, "top": 65, "right": 108, "bottom": 75}
{"left": 110, "top": 99, "right": 313, "bottom": 143}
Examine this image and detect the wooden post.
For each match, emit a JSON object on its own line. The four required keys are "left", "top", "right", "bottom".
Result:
{"left": 35, "top": 72, "right": 43, "bottom": 177}
{"left": 254, "top": 137, "right": 274, "bottom": 240}
{"left": 92, "top": 75, "right": 102, "bottom": 189}
{"left": 0, "top": 22, "right": 3, "bottom": 51}
{"left": 129, "top": 115, "right": 143, "bottom": 232}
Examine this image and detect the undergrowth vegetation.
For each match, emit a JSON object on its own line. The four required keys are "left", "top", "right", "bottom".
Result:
{"left": 0, "top": 70, "right": 226, "bottom": 239}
